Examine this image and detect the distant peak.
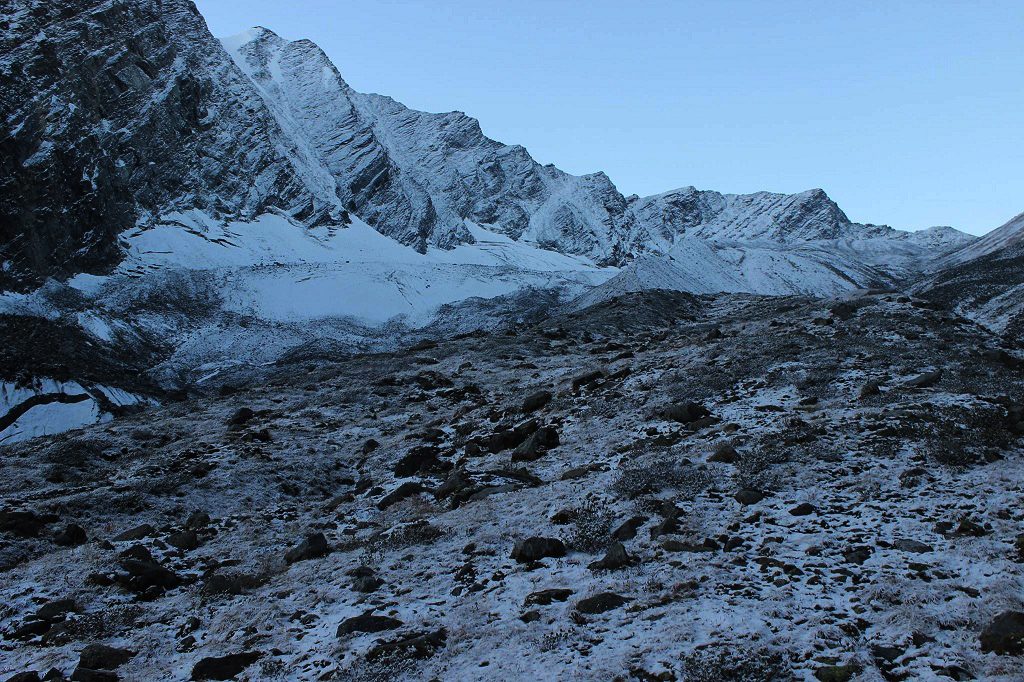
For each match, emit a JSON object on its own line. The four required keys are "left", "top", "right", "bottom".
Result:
{"left": 220, "top": 26, "right": 281, "bottom": 51}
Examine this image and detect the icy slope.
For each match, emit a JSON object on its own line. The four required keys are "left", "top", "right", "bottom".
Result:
{"left": 96, "top": 212, "right": 613, "bottom": 326}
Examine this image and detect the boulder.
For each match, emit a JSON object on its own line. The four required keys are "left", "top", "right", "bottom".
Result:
{"left": 521, "top": 390, "right": 552, "bottom": 413}
{"left": 510, "top": 427, "right": 559, "bottom": 463}
{"left": 734, "top": 489, "right": 764, "bottom": 505}
{"left": 284, "top": 532, "right": 330, "bottom": 564}
{"left": 661, "top": 402, "right": 710, "bottom": 424}
{"left": 337, "top": 613, "right": 403, "bottom": 636}
{"left": 575, "top": 592, "right": 629, "bottom": 615}
{"left": 587, "top": 542, "right": 632, "bottom": 570}
{"left": 366, "top": 628, "right": 447, "bottom": 661}
{"left": 510, "top": 537, "right": 565, "bottom": 563}
{"left": 78, "top": 644, "right": 135, "bottom": 670}
{"left": 524, "top": 589, "right": 573, "bottom": 607}
{"left": 980, "top": 611, "right": 1024, "bottom": 655}
{"left": 54, "top": 523, "right": 87, "bottom": 547}
{"left": 226, "top": 407, "right": 255, "bottom": 426}
{"left": 190, "top": 652, "right": 262, "bottom": 680}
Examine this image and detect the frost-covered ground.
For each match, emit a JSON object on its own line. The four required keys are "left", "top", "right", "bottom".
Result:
{"left": 2, "top": 290, "right": 1023, "bottom": 681}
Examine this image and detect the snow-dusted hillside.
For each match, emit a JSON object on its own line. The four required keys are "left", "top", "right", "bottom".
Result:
{"left": 916, "top": 211, "right": 1024, "bottom": 337}
{"left": 935, "top": 211, "right": 1024, "bottom": 268}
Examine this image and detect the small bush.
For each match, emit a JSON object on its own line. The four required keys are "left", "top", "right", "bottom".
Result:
{"left": 613, "top": 453, "right": 713, "bottom": 499}
{"left": 563, "top": 500, "right": 616, "bottom": 553}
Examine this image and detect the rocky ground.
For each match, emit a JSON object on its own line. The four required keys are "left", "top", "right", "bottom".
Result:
{"left": 2, "top": 290, "right": 1024, "bottom": 681}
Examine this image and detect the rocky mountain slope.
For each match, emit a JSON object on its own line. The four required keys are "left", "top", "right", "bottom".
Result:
{"left": 2, "top": 290, "right": 1024, "bottom": 681}
{"left": 2, "top": 3, "right": 1023, "bottom": 679}
{"left": 0, "top": 0, "right": 349, "bottom": 290}
{"left": 916, "top": 212, "right": 1024, "bottom": 339}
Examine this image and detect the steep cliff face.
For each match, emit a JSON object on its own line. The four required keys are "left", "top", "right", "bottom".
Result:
{"left": 222, "top": 27, "right": 636, "bottom": 261}
{"left": 0, "top": 0, "right": 344, "bottom": 289}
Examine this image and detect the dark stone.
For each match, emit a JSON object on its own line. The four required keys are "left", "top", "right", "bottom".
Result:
{"left": 70, "top": 670, "right": 118, "bottom": 682}
{"left": 0, "top": 509, "right": 58, "bottom": 537}
{"left": 588, "top": 541, "right": 632, "bottom": 570}
{"left": 843, "top": 546, "right": 873, "bottom": 565}
{"left": 872, "top": 644, "right": 905, "bottom": 663}
{"left": 510, "top": 537, "right": 566, "bottom": 563}
{"left": 813, "top": 665, "right": 861, "bottom": 682}
{"left": 377, "top": 482, "right": 429, "bottom": 510}
{"left": 78, "top": 644, "right": 135, "bottom": 670}
{"left": 858, "top": 380, "right": 881, "bottom": 399}
{"left": 53, "top": 523, "right": 87, "bottom": 546}
{"left": 955, "top": 518, "right": 988, "bottom": 537}
{"left": 980, "top": 611, "right": 1024, "bottom": 655}
{"left": 510, "top": 426, "right": 559, "bottom": 462}
{"left": 167, "top": 530, "right": 200, "bottom": 551}
{"left": 6, "top": 673, "right": 42, "bottom": 682}
{"left": 10, "top": 619, "right": 52, "bottom": 640}
{"left": 571, "top": 370, "right": 605, "bottom": 392}
{"left": 708, "top": 443, "right": 739, "bottom": 463}
{"left": 734, "top": 489, "right": 764, "bottom": 505}
{"left": 661, "top": 402, "right": 710, "bottom": 424}
{"left": 521, "top": 390, "right": 552, "bottom": 413}
{"left": 201, "top": 572, "right": 264, "bottom": 598}
{"left": 611, "top": 516, "right": 647, "bottom": 541}
{"left": 185, "top": 512, "right": 211, "bottom": 530}
{"left": 284, "top": 532, "right": 330, "bottom": 564}
{"left": 113, "top": 524, "right": 154, "bottom": 542}
{"left": 478, "top": 420, "right": 539, "bottom": 453}
{"left": 362, "top": 438, "right": 380, "bottom": 454}
{"left": 649, "top": 515, "right": 681, "bottom": 539}
{"left": 190, "top": 652, "right": 262, "bottom": 680}
{"left": 118, "top": 545, "right": 154, "bottom": 563}
{"left": 35, "top": 599, "right": 79, "bottom": 621}
{"left": 348, "top": 566, "right": 384, "bottom": 593}
{"left": 524, "top": 588, "right": 574, "bottom": 607}
{"left": 337, "top": 613, "right": 403, "bottom": 636}
{"left": 894, "top": 538, "right": 933, "bottom": 553}
{"left": 789, "top": 503, "right": 815, "bottom": 516}
{"left": 575, "top": 592, "right": 629, "bottom": 615}
{"left": 662, "top": 539, "right": 717, "bottom": 553}
{"left": 393, "top": 445, "right": 445, "bottom": 477}
{"left": 366, "top": 628, "right": 447, "bottom": 661}
{"left": 119, "top": 558, "right": 181, "bottom": 590}
{"left": 226, "top": 407, "right": 255, "bottom": 425}
{"left": 904, "top": 370, "right": 942, "bottom": 389}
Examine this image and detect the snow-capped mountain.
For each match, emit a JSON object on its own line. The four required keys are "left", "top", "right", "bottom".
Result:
{"left": 0, "top": 0, "right": 972, "bottom": 293}
{"left": 221, "top": 27, "right": 636, "bottom": 262}
{"left": 0, "top": 0, "right": 989, "bottom": 444}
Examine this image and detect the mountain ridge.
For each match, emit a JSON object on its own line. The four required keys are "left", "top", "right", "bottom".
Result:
{"left": 0, "top": 2, "right": 974, "bottom": 291}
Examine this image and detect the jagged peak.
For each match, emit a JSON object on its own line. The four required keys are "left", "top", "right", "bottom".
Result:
{"left": 220, "top": 26, "right": 282, "bottom": 52}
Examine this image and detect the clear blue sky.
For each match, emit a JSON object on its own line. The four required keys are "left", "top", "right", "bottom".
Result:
{"left": 195, "top": 0, "right": 1022, "bottom": 235}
